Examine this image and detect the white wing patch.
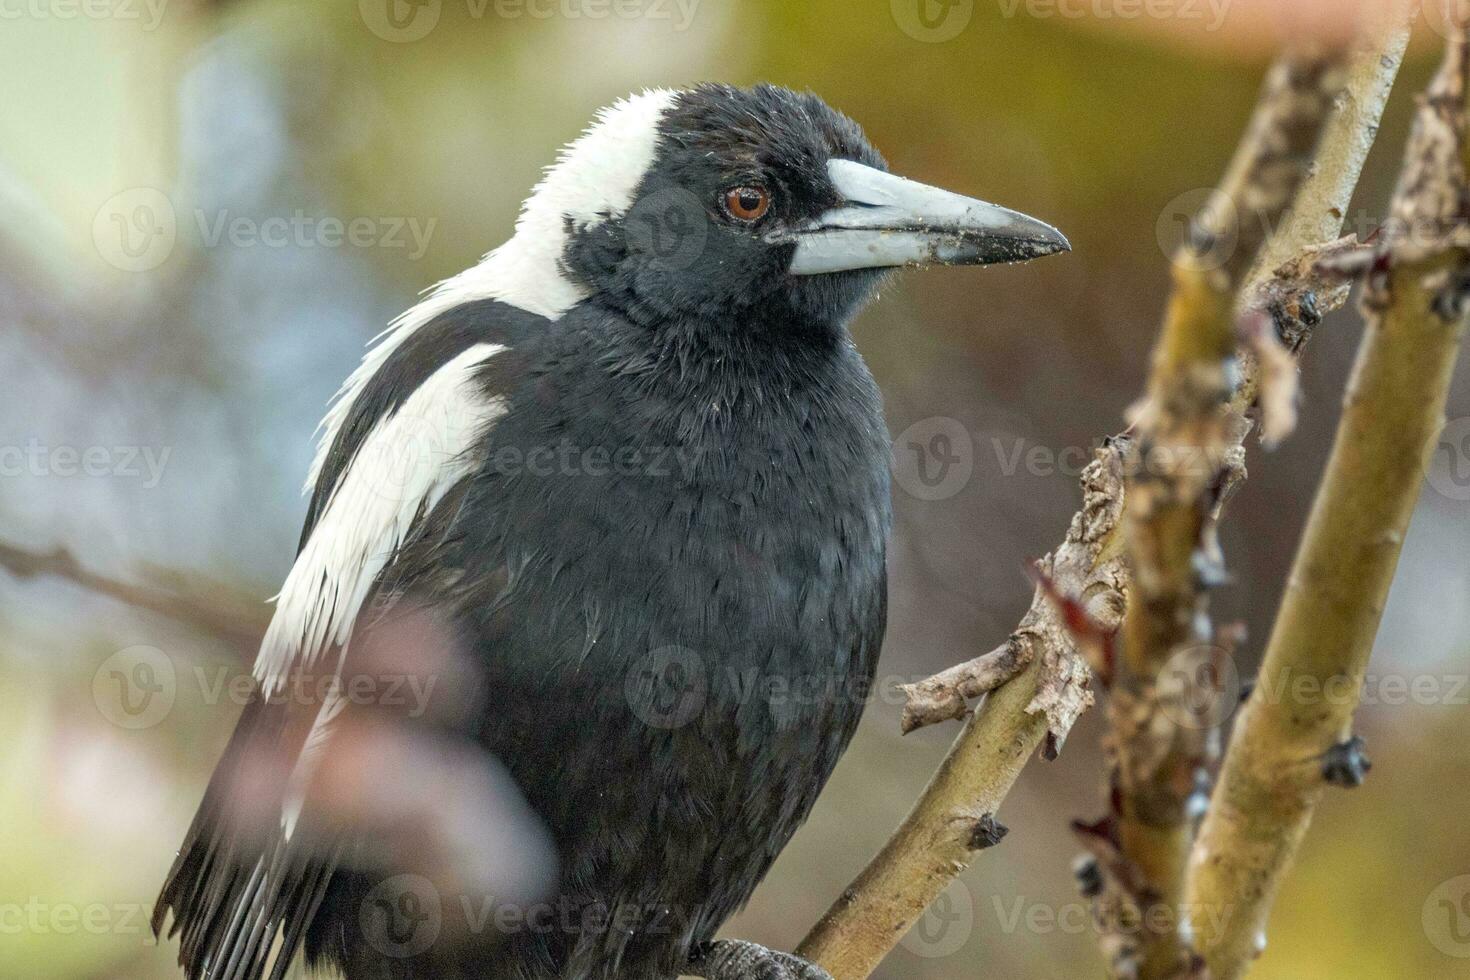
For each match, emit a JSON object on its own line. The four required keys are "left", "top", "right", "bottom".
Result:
{"left": 304, "top": 88, "right": 677, "bottom": 495}
{"left": 255, "top": 343, "right": 508, "bottom": 694}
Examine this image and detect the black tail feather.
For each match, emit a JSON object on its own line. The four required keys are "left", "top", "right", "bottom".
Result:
{"left": 153, "top": 696, "right": 338, "bottom": 980}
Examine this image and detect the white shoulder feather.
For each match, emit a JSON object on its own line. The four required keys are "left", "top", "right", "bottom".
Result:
{"left": 255, "top": 342, "right": 507, "bottom": 693}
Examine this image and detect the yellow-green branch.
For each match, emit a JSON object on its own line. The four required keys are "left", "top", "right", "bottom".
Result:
{"left": 1187, "top": 19, "right": 1470, "bottom": 980}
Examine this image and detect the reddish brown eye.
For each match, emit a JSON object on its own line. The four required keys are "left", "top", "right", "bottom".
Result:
{"left": 723, "top": 186, "right": 771, "bottom": 222}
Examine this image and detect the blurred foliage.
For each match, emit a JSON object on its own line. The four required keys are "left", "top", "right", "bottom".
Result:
{"left": 0, "top": 1, "right": 1466, "bottom": 978}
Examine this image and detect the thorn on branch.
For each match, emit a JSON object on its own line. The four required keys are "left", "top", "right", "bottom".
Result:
{"left": 1074, "top": 854, "right": 1105, "bottom": 899}
{"left": 1322, "top": 735, "right": 1373, "bottom": 788}
{"left": 969, "top": 814, "right": 1010, "bottom": 850}
{"left": 1072, "top": 815, "right": 1157, "bottom": 907}
{"left": 1430, "top": 267, "right": 1470, "bottom": 322}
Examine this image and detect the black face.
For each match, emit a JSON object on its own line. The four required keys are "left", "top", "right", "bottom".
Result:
{"left": 562, "top": 84, "right": 893, "bottom": 332}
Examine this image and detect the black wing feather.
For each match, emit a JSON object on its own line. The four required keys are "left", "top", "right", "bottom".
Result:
{"left": 153, "top": 298, "right": 541, "bottom": 979}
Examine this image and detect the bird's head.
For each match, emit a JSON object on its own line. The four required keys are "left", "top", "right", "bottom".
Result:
{"left": 482, "top": 84, "right": 1069, "bottom": 332}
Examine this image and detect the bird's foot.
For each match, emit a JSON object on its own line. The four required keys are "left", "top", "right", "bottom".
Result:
{"left": 687, "top": 940, "right": 833, "bottom": 980}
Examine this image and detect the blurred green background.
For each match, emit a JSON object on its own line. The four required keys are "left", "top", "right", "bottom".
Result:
{"left": 2, "top": 1, "right": 1468, "bottom": 977}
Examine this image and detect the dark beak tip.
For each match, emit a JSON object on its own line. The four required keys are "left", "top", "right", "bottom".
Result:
{"left": 981, "top": 229, "right": 1072, "bottom": 266}
{"left": 1042, "top": 234, "right": 1072, "bottom": 257}
{"left": 1015, "top": 228, "right": 1071, "bottom": 263}
{"left": 1032, "top": 222, "right": 1072, "bottom": 256}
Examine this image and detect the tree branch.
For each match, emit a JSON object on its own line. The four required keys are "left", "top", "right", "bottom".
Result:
{"left": 0, "top": 539, "right": 268, "bottom": 656}
{"left": 1092, "top": 18, "right": 1412, "bottom": 979}
{"left": 805, "top": 30, "right": 1411, "bottom": 975}
{"left": 1188, "top": 16, "right": 1470, "bottom": 980}
{"left": 827, "top": 21, "right": 1410, "bottom": 980}
{"left": 799, "top": 442, "right": 1127, "bottom": 978}
{"left": 1091, "top": 43, "right": 1368, "bottom": 979}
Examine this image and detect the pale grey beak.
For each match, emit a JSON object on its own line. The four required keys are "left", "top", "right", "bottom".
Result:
{"left": 781, "top": 159, "right": 1070, "bottom": 275}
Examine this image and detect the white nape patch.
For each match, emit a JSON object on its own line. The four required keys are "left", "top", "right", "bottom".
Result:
{"left": 305, "top": 88, "right": 677, "bottom": 494}
{"left": 256, "top": 343, "right": 508, "bottom": 694}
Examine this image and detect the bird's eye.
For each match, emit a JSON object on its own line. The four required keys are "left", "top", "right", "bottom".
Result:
{"left": 722, "top": 185, "right": 772, "bottom": 223}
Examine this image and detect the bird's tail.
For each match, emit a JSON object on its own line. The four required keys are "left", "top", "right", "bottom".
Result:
{"left": 153, "top": 695, "right": 338, "bottom": 980}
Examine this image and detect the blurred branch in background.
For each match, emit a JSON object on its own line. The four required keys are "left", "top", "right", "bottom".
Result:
{"left": 1189, "top": 12, "right": 1470, "bottom": 979}
{"left": 0, "top": 539, "right": 267, "bottom": 658}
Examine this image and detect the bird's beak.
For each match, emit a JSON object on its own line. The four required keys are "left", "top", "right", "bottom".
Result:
{"left": 780, "top": 159, "right": 1071, "bottom": 275}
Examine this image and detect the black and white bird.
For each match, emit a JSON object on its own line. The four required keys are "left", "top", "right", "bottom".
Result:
{"left": 153, "top": 83, "right": 1068, "bottom": 980}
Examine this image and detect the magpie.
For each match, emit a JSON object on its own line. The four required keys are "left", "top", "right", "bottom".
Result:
{"left": 152, "top": 83, "right": 1068, "bottom": 980}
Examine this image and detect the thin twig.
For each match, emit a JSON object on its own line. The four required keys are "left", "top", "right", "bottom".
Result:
{"left": 899, "top": 641, "right": 1028, "bottom": 732}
